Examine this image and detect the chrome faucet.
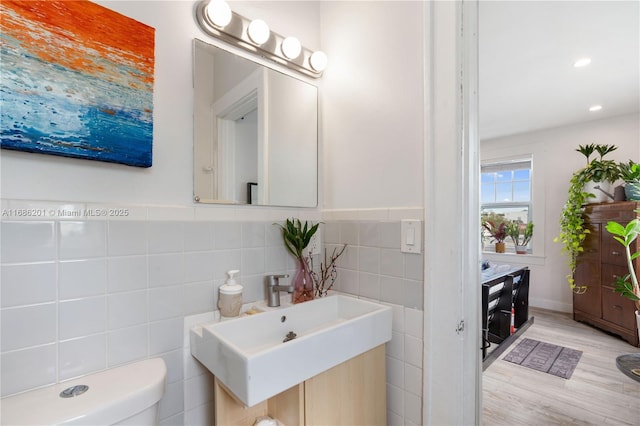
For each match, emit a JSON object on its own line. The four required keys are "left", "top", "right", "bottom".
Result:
{"left": 266, "top": 274, "right": 292, "bottom": 307}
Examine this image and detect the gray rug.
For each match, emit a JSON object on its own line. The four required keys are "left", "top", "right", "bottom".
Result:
{"left": 503, "top": 338, "right": 582, "bottom": 379}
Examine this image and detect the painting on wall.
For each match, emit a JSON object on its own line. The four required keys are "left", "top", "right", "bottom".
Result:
{"left": 0, "top": 1, "right": 155, "bottom": 167}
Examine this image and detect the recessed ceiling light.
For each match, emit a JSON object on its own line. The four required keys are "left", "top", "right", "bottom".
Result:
{"left": 574, "top": 58, "right": 592, "bottom": 68}
{"left": 589, "top": 105, "right": 603, "bottom": 112}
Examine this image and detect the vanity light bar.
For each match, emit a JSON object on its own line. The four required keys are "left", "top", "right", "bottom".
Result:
{"left": 195, "top": 0, "right": 327, "bottom": 78}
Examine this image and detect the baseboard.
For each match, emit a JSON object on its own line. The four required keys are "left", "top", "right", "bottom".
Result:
{"left": 529, "top": 297, "right": 572, "bottom": 313}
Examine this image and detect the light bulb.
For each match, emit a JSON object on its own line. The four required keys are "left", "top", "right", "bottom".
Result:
{"left": 309, "top": 51, "right": 328, "bottom": 72}
{"left": 589, "top": 105, "right": 602, "bottom": 112}
{"left": 573, "top": 58, "right": 591, "bottom": 68}
{"left": 205, "top": 0, "right": 232, "bottom": 28}
{"left": 248, "top": 19, "right": 270, "bottom": 45}
{"left": 281, "top": 36, "right": 302, "bottom": 60}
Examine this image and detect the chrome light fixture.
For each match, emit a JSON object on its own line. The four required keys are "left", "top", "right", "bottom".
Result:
{"left": 195, "top": 0, "right": 327, "bottom": 78}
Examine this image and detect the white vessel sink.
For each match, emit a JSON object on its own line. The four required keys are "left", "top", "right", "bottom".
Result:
{"left": 190, "top": 294, "right": 392, "bottom": 406}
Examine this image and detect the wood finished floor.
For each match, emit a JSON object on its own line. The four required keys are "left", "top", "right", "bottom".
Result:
{"left": 483, "top": 308, "right": 640, "bottom": 425}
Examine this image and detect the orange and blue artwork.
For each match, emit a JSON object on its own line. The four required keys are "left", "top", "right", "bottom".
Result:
{"left": 0, "top": 1, "right": 155, "bottom": 167}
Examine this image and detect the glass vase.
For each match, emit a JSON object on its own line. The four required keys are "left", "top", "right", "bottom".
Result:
{"left": 292, "top": 257, "right": 314, "bottom": 304}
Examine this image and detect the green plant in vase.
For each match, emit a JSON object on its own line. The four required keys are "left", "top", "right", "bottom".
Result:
{"left": 276, "top": 218, "right": 319, "bottom": 303}
{"left": 580, "top": 144, "right": 620, "bottom": 202}
{"left": 506, "top": 221, "right": 534, "bottom": 254}
{"left": 619, "top": 160, "right": 640, "bottom": 201}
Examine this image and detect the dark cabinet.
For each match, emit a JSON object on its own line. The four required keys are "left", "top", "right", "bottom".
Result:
{"left": 573, "top": 201, "right": 639, "bottom": 347}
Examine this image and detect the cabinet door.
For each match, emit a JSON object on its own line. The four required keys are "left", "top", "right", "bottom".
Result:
{"left": 304, "top": 345, "right": 386, "bottom": 426}
{"left": 573, "top": 223, "right": 601, "bottom": 317}
{"left": 602, "top": 286, "right": 638, "bottom": 330}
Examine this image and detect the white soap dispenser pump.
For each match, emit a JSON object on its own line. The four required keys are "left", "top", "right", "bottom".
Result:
{"left": 218, "top": 269, "right": 243, "bottom": 318}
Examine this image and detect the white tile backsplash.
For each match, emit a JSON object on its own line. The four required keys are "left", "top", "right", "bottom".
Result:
{"left": 158, "top": 380, "right": 185, "bottom": 420}
{"left": 159, "top": 349, "right": 184, "bottom": 384}
{"left": 183, "top": 222, "right": 214, "bottom": 252}
{"left": 1, "top": 344, "right": 57, "bottom": 397}
{"left": 59, "top": 259, "right": 107, "bottom": 299}
{"left": 148, "top": 221, "right": 185, "bottom": 254}
{"left": 59, "top": 297, "right": 106, "bottom": 340}
{"left": 241, "top": 222, "right": 266, "bottom": 248}
{"left": 404, "top": 363, "right": 422, "bottom": 396}
{"left": 183, "top": 252, "right": 214, "bottom": 283}
{"left": 183, "top": 281, "right": 215, "bottom": 316}
{"left": 58, "top": 221, "right": 106, "bottom": 259}
{"left": 380, "top": 248, "right": 404, "bottom": 278}
{"left": 359, "top": 222, "right": 379, "bottom": 247}
{"left": 149, "top": 285, "right": 184, "bottom": 321}
{"left": 380, "top": 276, "right": 406, "bottom": 306}
{"left": 184, "top": 373, "right": 214, "bottom": 411}
{"left": 107, "top": 256, "right": 147, "bottom": 293}
{"left": 404, "top": 390, "right": 422, "bottom": 424}
{"left": 213, "top": 222, "right": 241, "bottom": 249}
{"left": 0, "top": 215, "right": 424, "bottom": 425}
{"left": 107, "top": 325, "right": 148, "bottom": 367}
{"left": 149, "top": 317, "right": 183, "bottom": 355}
{"left": 107, "top": 291, "right": 147, "bottom": 330}
{"left": 241, "top": 247, "right": 265, "bottom": 276}
{"left": 1, "top": 304, "right": 56, "bottom": 351}
{"left": 386, "top": 356, "right": 405, "bottom": 388}
{"left": 107, "top": 221, "right": 147, "bottom": 255}
{"left": 59, "top": 334, "right": 107, "bottom": 380}
{"left": 404, "top": 334, "right": 423, "bottom": 368}
{"left": 1, "top": 262, "right": 56, "bottom": 307}
{"left": 149, "top": 254, "right": 184, "bottom": 287}
{"left": 359, "top": 246, "right": 381, "bottom": 274}
{"left": 1, "top": 221, "right": 56, "bottom": 262}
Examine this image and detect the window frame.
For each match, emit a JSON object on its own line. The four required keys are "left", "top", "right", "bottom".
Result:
{"left": 481, "top": 157, "right": 533, "bottom": 254}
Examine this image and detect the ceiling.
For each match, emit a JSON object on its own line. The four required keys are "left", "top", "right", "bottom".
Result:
{"left": 479, "top": 1, "right": 640, "bottom": 140}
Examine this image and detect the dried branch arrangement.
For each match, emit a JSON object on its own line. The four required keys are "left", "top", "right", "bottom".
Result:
{"left": 309, "top": 244, "right": 347, "bottom": 297}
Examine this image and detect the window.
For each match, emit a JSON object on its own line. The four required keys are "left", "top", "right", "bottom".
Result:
{"left": 481, "top": 158, "right": 532, "bottom": 252}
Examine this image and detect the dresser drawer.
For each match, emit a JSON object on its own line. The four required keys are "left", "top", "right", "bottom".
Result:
{"left": 601, "top": 264, "right": 631, "bottom": 287}
{"left": 601, "top": 240, "right": 628, "bottom": 266}
{"left": 601, "top": 286, "right": 638, "bottom": 330}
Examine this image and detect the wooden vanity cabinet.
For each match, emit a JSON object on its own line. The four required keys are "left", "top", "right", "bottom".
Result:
{"left": 573, "top": 201, "right": 639, "bottom": 347}
{"left": 214, "top": 345, "right": 386, "bottom": 426}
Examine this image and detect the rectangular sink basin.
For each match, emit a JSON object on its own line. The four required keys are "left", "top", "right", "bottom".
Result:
{"left": 190, "top": 294, "right": 392, "bottom": 406}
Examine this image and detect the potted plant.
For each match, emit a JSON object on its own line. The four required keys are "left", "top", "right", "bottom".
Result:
{"left": 578, "top": 144, "right": 620, "bottom": 203}
{"left": 619, "top": 160, "right": 640, "bottom": 201}
{"left": 482, "top": 219, "right": 508, "bottom": 253}
{"left": 605, "top": 211, "right": 640, "bottom": 340}
{"left": 275, "top": 218, "right": 319, "bottom": 304}
{"left": 506, "top": 221, "right": 534, "bottom": 254}
{"left": 556, "top": 144, "right": 620, "bottom": 291}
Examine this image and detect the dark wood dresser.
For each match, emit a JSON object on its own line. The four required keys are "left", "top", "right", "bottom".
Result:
{"left": 573, "top": 201, "right": 640, "bottom": 347}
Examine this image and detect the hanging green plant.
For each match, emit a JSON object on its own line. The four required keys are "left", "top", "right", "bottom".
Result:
{"left": 556, "top": 144, "right": 622, "bottom": 291}
{"left": 556, "top": 168, "right": 592, "bottom": 292}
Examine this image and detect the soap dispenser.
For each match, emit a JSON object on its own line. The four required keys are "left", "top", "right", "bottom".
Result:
{"left": 218, "top": 269, "right": 243, "bottom": 318}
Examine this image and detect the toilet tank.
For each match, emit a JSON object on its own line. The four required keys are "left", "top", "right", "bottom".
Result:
{"left": 1, "top": 358, "right": 167, "bottom": 425}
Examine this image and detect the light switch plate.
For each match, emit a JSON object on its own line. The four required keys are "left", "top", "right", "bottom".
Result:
{"left": 401, "top": 220, "right": 422, "bottom": 254}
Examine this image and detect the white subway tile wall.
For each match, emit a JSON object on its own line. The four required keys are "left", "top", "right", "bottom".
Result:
{"left": 324, "top": 221, "right": 424, "bottom": 424}
{"left": 0, "top": 218, "right": 423, "bottom": 425}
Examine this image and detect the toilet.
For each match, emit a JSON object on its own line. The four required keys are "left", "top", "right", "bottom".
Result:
{"left": 1, "top": 358, "right": 167, "bottom": 425}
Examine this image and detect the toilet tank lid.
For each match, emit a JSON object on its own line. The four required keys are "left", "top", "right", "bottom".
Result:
{"left": 1, "top": 358, "right": 167, "bottom": 425}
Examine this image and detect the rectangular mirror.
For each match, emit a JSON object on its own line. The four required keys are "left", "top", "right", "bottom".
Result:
{"left": 193, "top": 38, "right": 318, "bottom": 207}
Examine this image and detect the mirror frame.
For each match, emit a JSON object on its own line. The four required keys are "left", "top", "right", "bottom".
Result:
{"left": 193, "top": 38, "right": 319, "bottom": 208}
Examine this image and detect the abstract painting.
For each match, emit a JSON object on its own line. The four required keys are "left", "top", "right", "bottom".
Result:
{"left": 0, "top": 1, "right": 155, "bottom": 167}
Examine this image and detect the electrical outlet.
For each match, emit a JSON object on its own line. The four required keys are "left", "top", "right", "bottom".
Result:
{"left": 306, "top": 232, "right": 321, "bottom": 256}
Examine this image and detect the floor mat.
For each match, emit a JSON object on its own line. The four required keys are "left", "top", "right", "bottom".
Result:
{"left": 503, "top": 338, "right": 582, "bottom": 379}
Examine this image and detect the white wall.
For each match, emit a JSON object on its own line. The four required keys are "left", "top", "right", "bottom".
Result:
{"left": 481, "top": 113, "right": 640, "bottom": 312}
{"left": 321, "top": 1, "right": 425, "bottom": 210}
